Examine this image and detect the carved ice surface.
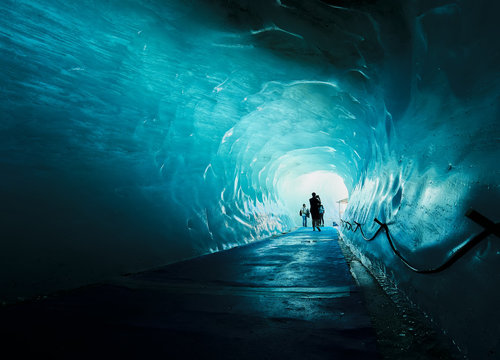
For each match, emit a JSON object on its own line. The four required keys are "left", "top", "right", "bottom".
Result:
{"left": 0, "top": 0, "right": 498, "bottom": 357}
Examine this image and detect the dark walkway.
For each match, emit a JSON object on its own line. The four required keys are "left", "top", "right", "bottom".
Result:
{"left": 0, "top": 227, "right": 378, "bottom": 359}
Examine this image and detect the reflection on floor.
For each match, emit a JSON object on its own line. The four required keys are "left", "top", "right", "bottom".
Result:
{"left": 0, "top": 227, "right": 378, "bottom": 359}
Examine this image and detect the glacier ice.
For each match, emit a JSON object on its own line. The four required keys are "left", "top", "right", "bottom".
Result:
{"left": 0, "top": 0, "right": 498, "bottom": 357}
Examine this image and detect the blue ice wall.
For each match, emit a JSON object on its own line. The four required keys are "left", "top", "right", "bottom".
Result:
{"left": 0, "top": 0, "right": 384, "bottom": 299}
{"left": 0, "top": 0, "right": 498, "bottom": 357}
{"left": 340, "top": 2, "right": 500, "bottom": 358}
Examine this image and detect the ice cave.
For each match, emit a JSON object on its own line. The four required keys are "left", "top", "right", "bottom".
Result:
{"left": 0, "top": 0, "right": 498, "bottom": 358}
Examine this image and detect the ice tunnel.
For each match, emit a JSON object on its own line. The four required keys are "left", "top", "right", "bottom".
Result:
{"left": 0, "top": 0, "right": 499, "bottom": 358}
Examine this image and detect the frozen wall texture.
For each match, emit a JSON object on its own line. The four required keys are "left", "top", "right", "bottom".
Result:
{"left": 0, "top": 0, "right": 498, "bottom": 357}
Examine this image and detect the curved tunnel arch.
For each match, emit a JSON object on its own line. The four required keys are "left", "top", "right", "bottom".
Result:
{"left": 0, "top": 0, "right": 499, "bottom": 357}
{"left": 203, "top": 77, "right": 390, "bottom": 245}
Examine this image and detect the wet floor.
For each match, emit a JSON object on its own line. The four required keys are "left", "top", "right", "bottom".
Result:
{"left": 0, "top": 227, "right": 379, "bottom": 359}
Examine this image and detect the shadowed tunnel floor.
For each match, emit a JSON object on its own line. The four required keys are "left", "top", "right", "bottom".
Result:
{"left": 0, "top": 227, "right": 379, "bottom": 359}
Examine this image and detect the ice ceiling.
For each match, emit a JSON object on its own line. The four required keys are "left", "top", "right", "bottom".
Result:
{"left": 0, "top": 0, "right": 499, "bottom": 357}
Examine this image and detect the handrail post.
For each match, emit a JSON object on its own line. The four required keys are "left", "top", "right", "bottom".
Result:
{"left": 465, "top": 209, "right": 500, "bottom": 237}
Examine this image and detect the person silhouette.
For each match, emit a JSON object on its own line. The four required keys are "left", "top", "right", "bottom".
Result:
{"left": 309, "top": 192, "right": 321, "bottom": 231}
{"left": 299, "top": 204, "right": 309, "bottom": 227}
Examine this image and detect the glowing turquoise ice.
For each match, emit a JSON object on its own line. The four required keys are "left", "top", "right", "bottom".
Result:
{"left": 0, "top": 1, "right": 499, "bottom": 357}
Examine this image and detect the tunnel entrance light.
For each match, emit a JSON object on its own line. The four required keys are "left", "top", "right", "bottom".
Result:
{"left": 277, "top": 170, "right": 349, "bottom": 226}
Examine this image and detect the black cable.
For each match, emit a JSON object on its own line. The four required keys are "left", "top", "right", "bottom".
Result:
{"left": 339, "top": 209, "right": 499, "bottom": 273}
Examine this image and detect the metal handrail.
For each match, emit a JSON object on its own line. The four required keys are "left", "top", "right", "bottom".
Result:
{"left": 340, "top": 209, "right": 499, "bottom": 274}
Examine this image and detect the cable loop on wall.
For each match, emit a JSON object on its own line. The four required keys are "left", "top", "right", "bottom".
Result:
{"left": 340, "top": 209, "right": 499, "bottom": 274}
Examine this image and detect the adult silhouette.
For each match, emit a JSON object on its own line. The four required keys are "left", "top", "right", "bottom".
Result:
{"left": 309, "top": 192, "right": 321, "bottom": 231}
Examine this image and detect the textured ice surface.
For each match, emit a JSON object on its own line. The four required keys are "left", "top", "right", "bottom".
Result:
{"left": 0, "top": 0, "right": 499, "bottom": 357}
